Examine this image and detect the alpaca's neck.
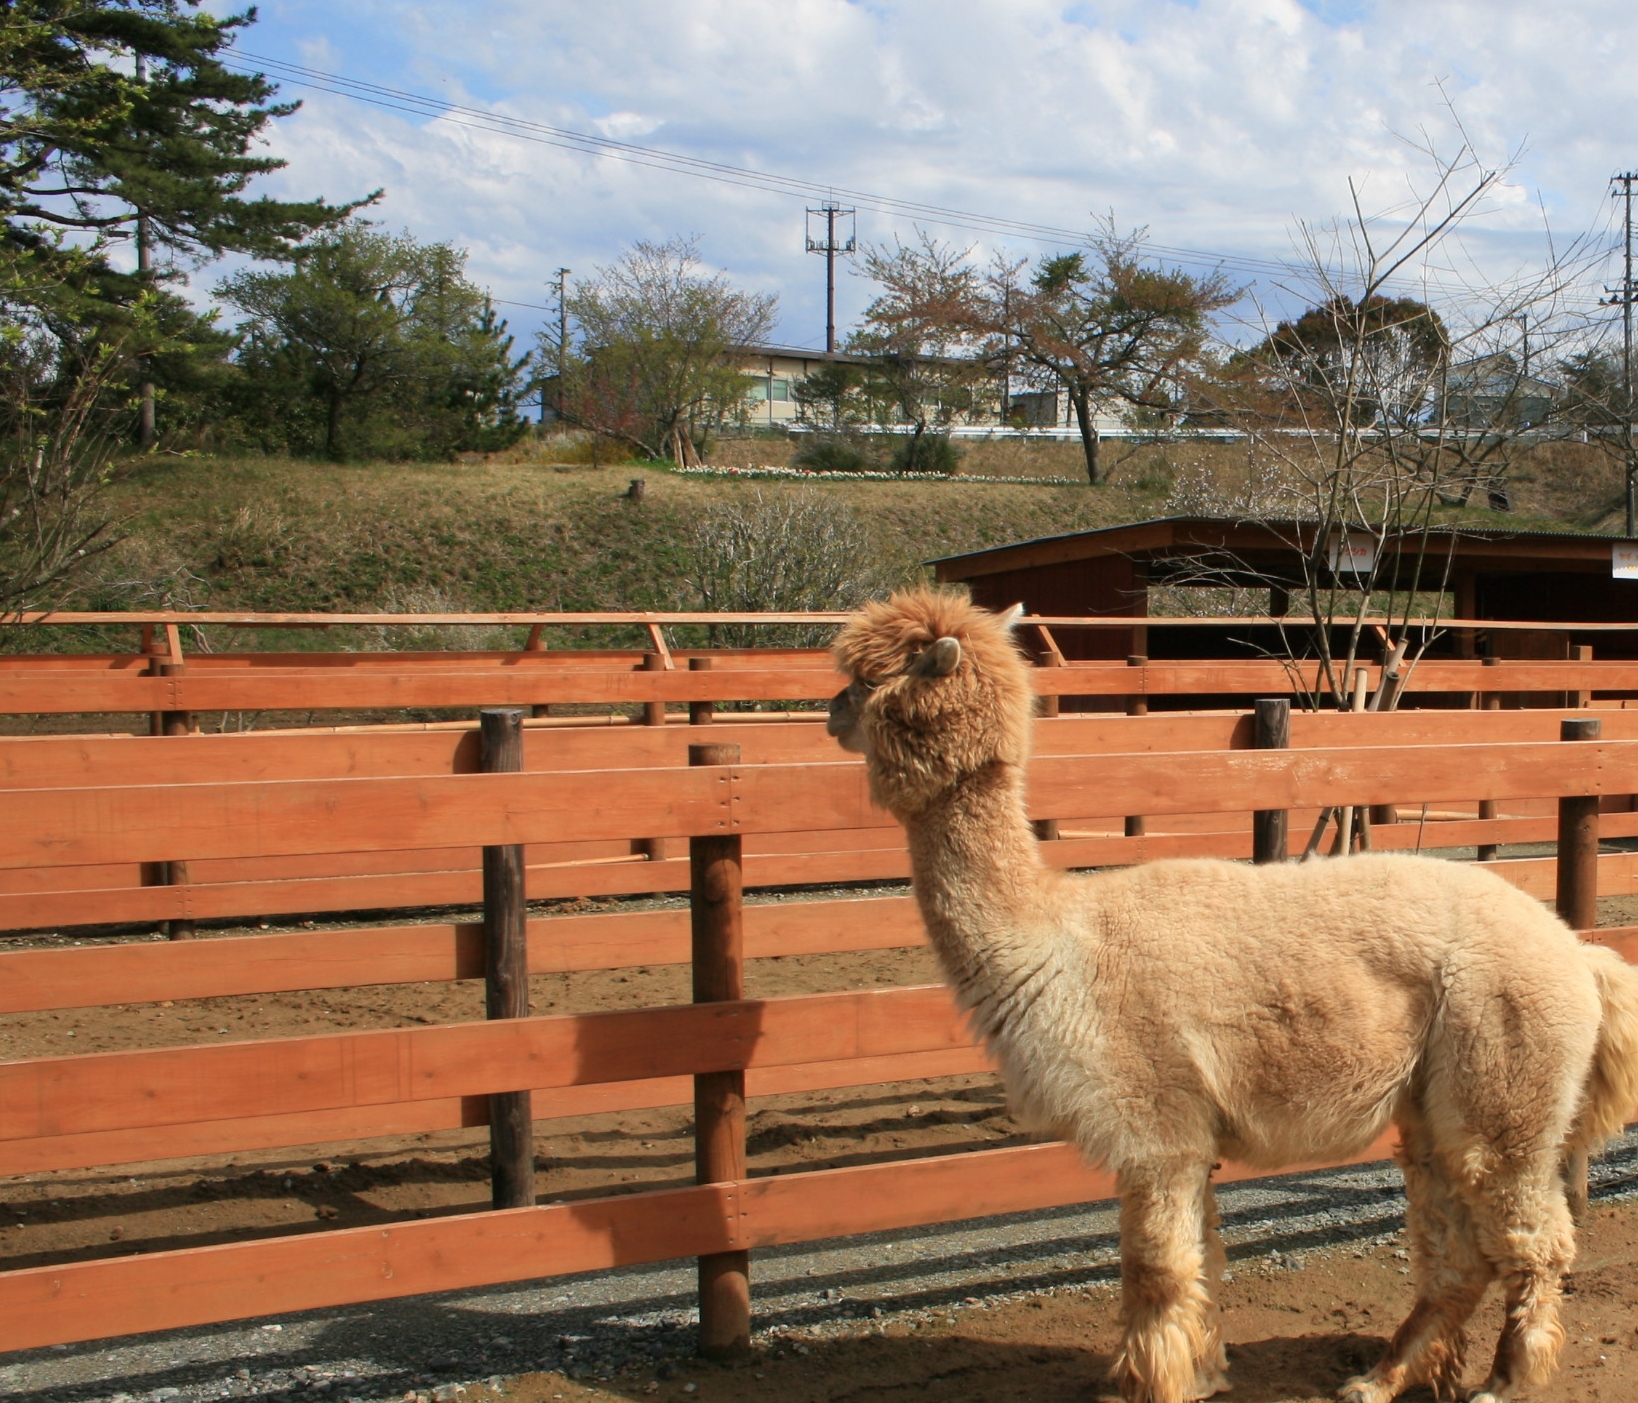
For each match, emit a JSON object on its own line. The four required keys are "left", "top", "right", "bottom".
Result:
{"left": 898, "top": 761, "right": 1056, "bottom": 1007}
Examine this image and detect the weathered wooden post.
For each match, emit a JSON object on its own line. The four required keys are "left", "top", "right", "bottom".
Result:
{"left": 1558, "top": 713, "right": 1601, "bottom": 1223}
{"left": 481, "top": 707, "right": 535, "bottom": 1211}
{"left": 689, "top": 740, "right": 749, "bottom": 1359}
{"left": 1476, "top": 657, "right": 1502, "bottom": 861}
{"left": 1252, "top": 698, "right": 1290, "bottom": 865}
{"left": 689, "top": 655, "right": 715, "bottom": 725}
{"left": 1124, "top": 655, "right": 1148, "bottom": 838}
{"left": 144, "top": 623, "right": 196, "bottom": 938}
{"left": 1031, "top": 631, "right": 1062, "bottom": 841}
{"left": 1556, "top": 716, "right": 1601, "bottom": 934}
{"left": 639, "top": 650, "right": 672, "bottom": 861}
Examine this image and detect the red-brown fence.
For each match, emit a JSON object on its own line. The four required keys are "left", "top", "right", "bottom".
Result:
{"left": 4, "top": 702, "right": 1638, "bottom": 1354}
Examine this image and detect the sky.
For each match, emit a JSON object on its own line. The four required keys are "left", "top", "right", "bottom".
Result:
{"left": 196, "top": 0, "right": 1638, "bottom": 357}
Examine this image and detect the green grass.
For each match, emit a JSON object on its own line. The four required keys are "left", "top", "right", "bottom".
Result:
{"left": 29, "top": 434, "right": 1621, "bottom": 657}
{"left": 41, "top": 453, "right": 1170, "bottom": 652}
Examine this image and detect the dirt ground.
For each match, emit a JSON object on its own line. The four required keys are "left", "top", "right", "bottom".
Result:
{"left": 8, "top": 894, "right": 1638, "bottom": 1400}
{"left": 483, "top": 1200, "right": 1638, "bottom": 1403}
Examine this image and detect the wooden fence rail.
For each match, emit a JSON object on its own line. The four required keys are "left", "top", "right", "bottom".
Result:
{"left": 6, "top": 656, "right": 1638, "bottom": 714}
{"left": 6, "top": 707, "right": 1638, "bottom": 933}
{"left": 8, "top": 740, "right": 1638, "bottom": 870}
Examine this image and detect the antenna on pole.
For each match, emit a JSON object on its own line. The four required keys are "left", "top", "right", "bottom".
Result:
{"left": 1606, "top": 175, "right": 1638, "bottom": 537}
{"left": 805, "top": 202, "right": 856, "bottom": 354}
{"left": 548, "top": 267, "right": 571, "bottom": 423}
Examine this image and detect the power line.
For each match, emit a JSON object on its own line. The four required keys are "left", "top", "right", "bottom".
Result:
{"left": 227, "top": 50, "right": 1294, "bottom": 278}
{"left": 225, "top": 50, "right": 1626, "bottom": 319}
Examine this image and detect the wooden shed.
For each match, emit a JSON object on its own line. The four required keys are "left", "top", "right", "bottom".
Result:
{"left": 930, "top": 516, "right": 1638, "bottom": 664}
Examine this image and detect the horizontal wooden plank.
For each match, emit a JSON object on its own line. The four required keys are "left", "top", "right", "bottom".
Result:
{"left": 0, "top": 1126, "right": 1404, "bottom": 1352}
{"left": 1, "top": 1046, "right": 995, "bottom": 1177}
{"left": 0, "top": 667, "right": 851, "bottom": 714}
{"left": 0, "top": 766, "right": 744, "bottom": 867}
{"left": 11, "top": 738, "right": 1638, "bottom": 872}
{"left": 5, "top": 655, "right": 1638, "bottom": 714}
{"left": 11, "top": 707, "right": 1638, "bottom": 797}
{"left": 0, "top": 897, "right": 929, "bottom": 1012}
{"left": 0, "top": 985, "right": 972, "bottom": 1143}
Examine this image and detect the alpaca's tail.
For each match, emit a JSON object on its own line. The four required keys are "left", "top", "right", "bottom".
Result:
{"left": 1570, "top": 943, "right": 1638, "bottom": 1156}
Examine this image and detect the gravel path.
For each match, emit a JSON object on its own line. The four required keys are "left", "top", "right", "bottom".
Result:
{"left": 8, "top": 1131, "right": 1638, "bottom": 1403}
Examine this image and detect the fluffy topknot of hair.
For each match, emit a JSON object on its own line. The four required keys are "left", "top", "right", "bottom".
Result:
{"left": 832, "top": 588, "right": 1034, "bottom": 814}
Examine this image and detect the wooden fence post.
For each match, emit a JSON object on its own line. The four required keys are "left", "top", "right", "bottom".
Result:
{"left": 1032, "top": 628, "right": 1063, "bottom": 840}
{"left": 689, "top": 656, "right": 714, "bottom": 725}
{"left": 1556, "top": 716, "right": 1601, "bottom": 935}
{"left": 1252, "top": 698, "right": 1290, "bottom": 865}
{"left": 481, "top": 707, "right": 535, "bottom": 1211}
{"left": 147, "top": 624, "right": 197, "bottom": 938}
{"left": 639, "top": 650, "right": 672, "bottom": 861}
{"left": 1477, "top": 657, "right": 1502, "bottom": 861}
{"left": 689, "top": 740, "right": 750, "bottom": 1360}
{"left": 1558, "top": 712, "right": 1600, "bottom": 1224}
{"left": 1124, "top": 655, "right": 1147, "bottom": 838}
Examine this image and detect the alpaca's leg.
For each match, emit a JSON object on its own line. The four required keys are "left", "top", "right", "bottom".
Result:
{"left": 1195, "top": 1180, "right": 1230, "bottom": 1399}
{"left": 1114, "top": 1160, "right": 1215, "bottom": 1403}
{"left": 1562, "top": 1147, "right": 1590, "bottom": 1224}
{"left": 1461, "top": 1163, "right": 1576, "bottom": 1403}
{"left": 1340, "top": 1112, "right": 1490, "bottom": 1403}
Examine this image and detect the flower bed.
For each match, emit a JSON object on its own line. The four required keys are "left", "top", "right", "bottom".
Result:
{"left": 675, "top": 464, "right": 1084, "bottom": 486}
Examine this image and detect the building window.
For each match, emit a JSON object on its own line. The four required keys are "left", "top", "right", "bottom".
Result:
{"left": 770, "top": 378, "right": 790, "bottom": 402}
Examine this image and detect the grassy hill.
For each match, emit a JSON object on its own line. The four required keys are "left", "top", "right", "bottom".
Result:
{"left": 81, "top": 452, "right": 1163, "bottom": 620}
{"left": 38, "top": 433, "right": 1625, "bottom": 653}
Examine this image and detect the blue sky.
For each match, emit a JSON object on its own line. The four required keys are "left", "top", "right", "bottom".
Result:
{"left": 197, "top": 0, "right": 1638, "bottom": 354}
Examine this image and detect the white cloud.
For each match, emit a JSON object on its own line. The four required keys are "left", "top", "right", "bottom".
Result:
{"left": 216, "top": 0, "right": 1638, "bottom": 349}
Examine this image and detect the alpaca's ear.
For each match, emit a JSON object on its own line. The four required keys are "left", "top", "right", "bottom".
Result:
{"left": 998, "top": 602, "right": 1024, "bottom": 630}
{"left": 909, "top": 636, "right": 962, "bottom": 678}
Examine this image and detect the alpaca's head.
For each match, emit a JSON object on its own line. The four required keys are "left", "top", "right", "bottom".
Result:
{"left": 828, "top": 587, "right": 1033, "bottom": 815}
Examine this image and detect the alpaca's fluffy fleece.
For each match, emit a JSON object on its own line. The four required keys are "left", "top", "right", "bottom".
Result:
{"left": 829, "top": 587, "right": 1638, "bottom": 1403}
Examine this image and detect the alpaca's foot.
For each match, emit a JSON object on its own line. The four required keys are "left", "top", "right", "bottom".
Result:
{"left": 1337, "top": 1376, "right": 1396, "bottom": 1403}
{"left": 1188, "top": 1363, "right": 1230, "bottom": 1399}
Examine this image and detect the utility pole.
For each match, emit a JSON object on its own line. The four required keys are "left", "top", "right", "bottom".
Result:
{"left": 549, "top": 266, "right": 570, "bottom": 423}
{"left": 135, "top": 52, "right": 155, "bottom": 449}
{"left": 1609, "top": 174, "right": 1638, "bottom": 537}
{"left": 805, "top": 202, "right": 855, "bottom": 354}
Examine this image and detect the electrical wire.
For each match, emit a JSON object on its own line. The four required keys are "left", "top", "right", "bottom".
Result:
{"left": 226, "top": 49, "right": 1627, "bottom": 324}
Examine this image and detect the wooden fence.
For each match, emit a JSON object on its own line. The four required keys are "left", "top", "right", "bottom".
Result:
{"left": 4, "top": 704, "right": 1638, "bottom": 1354}
{"left": 4, "top": 706, "right": 1638, "bottom": 935}
{"left": 5, "top": 608, "right": 1638, "bottom": 721}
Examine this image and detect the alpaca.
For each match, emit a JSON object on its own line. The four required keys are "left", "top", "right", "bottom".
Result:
{"left": 827, "top": 587, "right": 1638, "bottom": 1403}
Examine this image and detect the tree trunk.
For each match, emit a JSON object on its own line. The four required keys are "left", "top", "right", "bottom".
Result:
{"left": 1071, "top": 389, "right": 1101, "bottom": 484}
{"left": 325, "top": 391, "right": 343, "bottom": 460}
{"left": 903, "top": 422, "right": 926, "bottom": 474}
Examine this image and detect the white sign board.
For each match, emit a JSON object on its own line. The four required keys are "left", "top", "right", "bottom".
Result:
{"left": 1328, "top": 531, "right": 1377, "bottom": 575}
{"left": 1615, "top": 543, "right": 1638, "bottom": 579}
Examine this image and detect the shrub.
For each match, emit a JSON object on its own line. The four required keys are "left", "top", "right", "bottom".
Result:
{"left": 686, "top": 490, "right": 895, "bottom": 646}
{"left": 791, "top": 434, "right": 874, "bottom": 474}
{"left": 889, "top": 433, "right": 961, "bottom": 476}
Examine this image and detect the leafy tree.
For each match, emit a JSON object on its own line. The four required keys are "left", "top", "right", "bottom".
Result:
{"left": 791, "top": 360, "right": 868, "bottom": 430}
{"left": 1245, "top": 294, "right": 1449, "bottom": 428}
{"left": 2, "top": 1, "right": 363, "bottom": 270}
{"left": 985, "top": 233, "right": 1235, "bottom": 484}
{"left": 550, "top": 237, "right": 776, "bottom": 464}
{"left": 848, "top": 234, "right": 994, "bottom": 474}
{"left": 218, "top": 221, "right": 529, "bottom": 460}
{"left": 1, "top": 0, "right": 368, "bottom": 442}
